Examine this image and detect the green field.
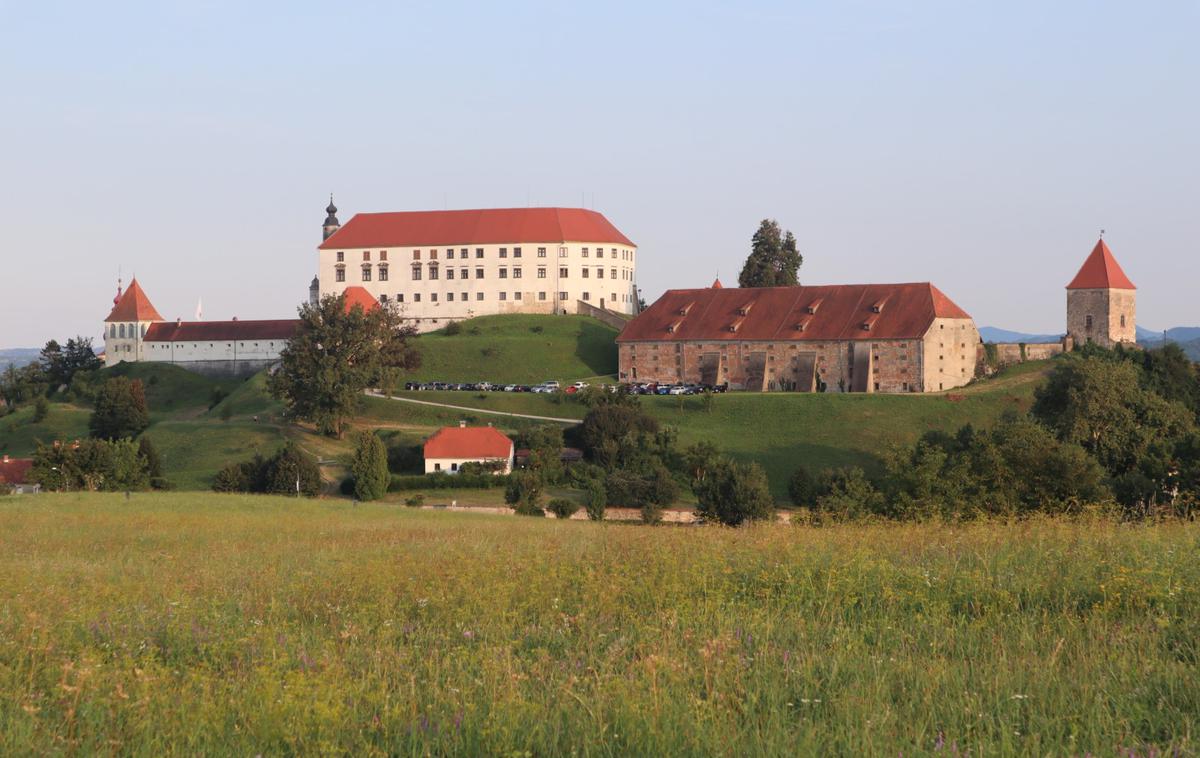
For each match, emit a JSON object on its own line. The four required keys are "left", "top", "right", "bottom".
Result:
{"left": 0, "top": 494, "right": 1195, "bottom": 754}
{"left": 404, "top": 314, "right": 619, "bottom": 383}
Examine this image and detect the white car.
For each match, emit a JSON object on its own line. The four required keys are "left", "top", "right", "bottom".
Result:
{"left": 668, "top": 385, "right": 689, "bottom": 395}
{"left": 543, "top": 380, "right": 561, "bottom": 391}
{"left": 571, "top": 381, "right": 589, "bottom": 390}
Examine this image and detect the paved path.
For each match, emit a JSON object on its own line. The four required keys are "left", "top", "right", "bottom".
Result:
{"left": 365, "top": 391, "right": 581, "bottom": 424}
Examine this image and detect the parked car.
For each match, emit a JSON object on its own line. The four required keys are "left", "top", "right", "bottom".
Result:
{"left": 503, "top": 384, "right": 519, "bottom": 392}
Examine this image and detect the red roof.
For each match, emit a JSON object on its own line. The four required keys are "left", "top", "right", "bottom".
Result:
{"left": 320, "top": 207, "right": 634, "bottom": 250}
{"left": 711, "top": 278, "right": 724, "bottom": 289}
{"left": 0, "top": 457, "right": 34, "bottom": 485}
{"left": 1066, "top": 239, "right": 1136, "bottom": 290}
{"left": 105, "top": 278, "right": 164, "bottom": 323}
{"left": 424, "top": 426, "right": 514, "bottom": 460}
{"left": 342, "top": 286, "right": 379, "bottom": 313}
{"left": 144, "top": 319, "right": 301, "bottom": 342}
{"left": 617, "top": 282, "right": 972, "bottom": 343}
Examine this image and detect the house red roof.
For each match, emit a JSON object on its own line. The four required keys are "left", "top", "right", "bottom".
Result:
{"left": 319, "top": 207, "right": 634, "bottom": 250}
{"left": 1067, "top": 239, "right": 1136, "bottom": 290}
{"left": 105, "top": 279, "right": 164, "bottom": 323}
{"left": 0, "top": 457, "right": 34, "bottom": 485}
{"left": 617, "top": 282, "right": 972, "bottom": 343}
{"left": 424, "top": 426, "right": 514, "bottom": 460}
{"left": 342, "top": 286, "right": 379, "bottom": 313}
{"left": 144, "top": 319, "right": 301, "bottom": 342}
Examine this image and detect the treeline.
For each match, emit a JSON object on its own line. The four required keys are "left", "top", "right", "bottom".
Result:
{"left": 791, "top": 344, "right": 1200, "bottom": 521}
{"left": 506, "top": 389, "right": 773, "bottom": 525}
{"left": 32, "top": 437, "right": 165, "bottom": 492}
{"left": 212, "top": 443, "right": 322, "bottom": 497}
{"left": 1, "top": 337, "right": 102, "bottom": 409}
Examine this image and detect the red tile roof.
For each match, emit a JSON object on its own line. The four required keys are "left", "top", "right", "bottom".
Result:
{"left": 424, "top": 426, "right": 514, "bottom": 460}
{"left": 711, "top": 278, "right": 724, "bottom": 289}
{"left": 617, "top": 282, "right": 972, "bottom": 343}
{"left": 0, "top": 457, "right": 34, "bottom": 485}
{"left": 1066, "top": 239, "right": 1136, "bottom": 290}
{"left": 144, "top": 319, "right": 301, "bottom": 342}
{"left": 319, "top": 207, "right": 634, "bottom": 250}
{"left": 105, "top": 278, "right": 164, "bottom": 323}
{"left": 341, "top": 286, "right": 379, "bottom": 313}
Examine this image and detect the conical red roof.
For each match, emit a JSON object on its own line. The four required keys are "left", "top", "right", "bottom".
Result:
{"left": 104, "top": 278, "right": 164, "bottom": 322}
{"left": 1066, "top": 239, "right": 1136, "bottom": 290}
{"left": 341, "top": 286, "right": 380, "bottom": 313}
{"left": 711, "top": 278, "right": 723, "bottom": 289}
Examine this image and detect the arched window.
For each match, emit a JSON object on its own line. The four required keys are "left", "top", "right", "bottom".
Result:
{"left": 119, "top": 323, "right": 125, "bottom": 338}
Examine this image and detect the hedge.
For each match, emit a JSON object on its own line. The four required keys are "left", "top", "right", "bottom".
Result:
{"left": 388, "top": 472, "right": 511, "bottom": 491}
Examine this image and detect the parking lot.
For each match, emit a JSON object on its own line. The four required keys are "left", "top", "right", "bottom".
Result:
{"left": 402, "top": 380, "right": 730, "bottom": 396}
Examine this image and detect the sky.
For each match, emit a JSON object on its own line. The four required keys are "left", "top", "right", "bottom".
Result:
{"left": 1, "top": 1, "right": 1197, "bottom": 348}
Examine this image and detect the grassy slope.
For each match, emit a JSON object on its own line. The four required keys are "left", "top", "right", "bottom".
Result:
{"left": 405, "top": 314, "right": 619, "bottom": 383}
{"left": 0, "top": 494, "right": 1195, "bottom": 755}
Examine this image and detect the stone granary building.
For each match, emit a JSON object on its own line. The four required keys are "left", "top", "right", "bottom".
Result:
{"left": 617, "top": 280, "right": 979, "bottom": 393}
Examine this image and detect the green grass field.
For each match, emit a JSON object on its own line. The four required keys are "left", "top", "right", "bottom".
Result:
{"left": 0, "top": 494, "right": 1195, "bottom": 755}
{"left": 404, "top": 314, "right": 619, "bottom": 383}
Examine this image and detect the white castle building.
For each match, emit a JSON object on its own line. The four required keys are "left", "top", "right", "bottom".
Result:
{"left": 313, "top": 200, "right": 639, "bottom": 331}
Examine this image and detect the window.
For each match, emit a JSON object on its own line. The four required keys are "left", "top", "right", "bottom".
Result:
{"left": 336, "top": 251, "right": 344, "bottom": 262}
{"left": 475, "top": 267, "right": 484, "bottom": 279}
{"left": 596, "top": 248, "right": 604, "bottom": 259}
{"left": 380, "top": 250, "right": 388, "bottom": 261}
{"left": 430, "top": 249, "right": 438, "bottom": 260}
{"left": 446, "top": 249, "right": 455, "bottom": 259}
{"left": 582, "top": 268, "right": 590, "bottom": 278}
{"left": 582, "top": 247, "right": 589, "bottom": 257}
{"left": 476, "top": 292, "right": 484, "bottom": 301}
{"left": 537, "top": 247, "right": 547, "bottom": 258}
{"left": 513, "top": 247, "right": 522, "bottom": 258}
{"left": 397, "top": 294, "right": 404, "bottom": 303}
{"left": 434, "top": 463, "right": 441, "bottom": 472}
{"left": 499, "top": 268, "right": 508, "bottom": 279}
{"left": 538, "top": 292, "right": 547, "bottom": 301}
{"left": 1120, "top": 314, "right": 1127, "bottom": 328}
{"left": 447, "top": 292, "right": 454, "bottom": 301}
{"left": 559, "top": 246, "right": 567, "bottom": 257}
{"left": 461, "top": 292, "right": 468, "bottom": 301}
{"left": 513, "top": 267, "right": 522, "bottom": 279}
{"left": 431, "top": 293, "right": 438, "bottom": 302}
{"left": 336, "top": 268, "right": 345, "bottom": 282}
{"left": 411, "top": 264, "right": 422, "bottom": 280}
{"left": 537, "top": 267, "right": 547, "bottom": 279}
{"left": 597, "top": 267, "right": 604, "bottom": 279}
{"left": 428, "top": 263, "right": 439, "bottom": 280}
{"left": 460, "top": 248, "right": 468, "bottom": 257}
{"left": 119, "top": 323, "right": 125, "bottom": 338}
{"left": 379, "top": 294, "right": 388, "bottom": 303}
{"left": 610, "top": 268, "right": 617, "bottom": 279}
{"left": 499, "top": 292, "right": 507, "bottom": 301}
{"left": 583, "top": 292, "right": 590, "bottom": 301}
{"left": 559, "top": 291, "right": 568, "bottom": 301}
{"left": 362, "top": 265, "right": 372, "bottom": 282}
{"left": 475, "top": 248, "right": 484, "bottom": 259}
{"left": 413, "top": 250, "right": 421, "bottom": 260}
{"left": 460, "top": 268, "right": 468, "bottom": 279}
{"left": 499, "top": 247, "right": 507, "bottom": 258}
{"left": 559, "top": 267, "right": 569, "bottom": 278}
{"left": 414, "top": 293, "right": 421, "bottom": 302}
{"left": 514, "top": 291, "right": 522, "bottom": 300}
{"left": 364, "top": 251, "right": 371, "bottom": 261}
{"left": 1085, "top": 314, "right": 1094, "bottom": 330}
{"left": 447, "top": 268, "right": 455, "bottom": 280}
{"left": 379, "top": 265, "right": 389, "bottom": 282}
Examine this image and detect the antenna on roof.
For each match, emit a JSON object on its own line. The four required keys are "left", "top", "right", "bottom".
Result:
{"left": 1100, "top": 228, "right": 1105, "bottom": 238}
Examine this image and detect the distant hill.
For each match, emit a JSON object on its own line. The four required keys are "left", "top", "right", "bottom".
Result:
{"left": 978, "top": 327, "right": 1062, "bottom": 344}
{"left": 0, "top": 348, "right": 40, "bottom": 370}
{"left": 1137, "top": 326, "right": 1200, "bottom": 344}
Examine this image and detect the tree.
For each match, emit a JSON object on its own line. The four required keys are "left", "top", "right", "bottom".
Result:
{"left": 579, "top": 404, "right": 659, "bottom": 468}
{"left": 89, "top": 377, "right": 149, "bottom": 440}
{"left": 40, "top": 340, "right": 66, "bottom": 387}
{"left": 787, "top": 465, "right": 817, "bottom": 508}
{"left": 62, "top": 337, "right": 102, "bottom": 379}
{"left": 32, "top": 397, "right": 49, "bottom": 423}
{"left": 813, "top": 467, "right": 885, "bottom": 521}
{"left": 31, "top": 438, "right": 150, "bottom": 492}
{"left": 505, "top": 471, "right": 544, "bottom": 515}
{"left": 693, "top": 457, "right": 774, "bottom": 526}
{"left": 351, "top": 431, "right": 390, "bottom": 501}
{"left": 263, "top": 443, "right": 322, "bottom": 496}
{"left": 514, "top": 425, "right": 564, "bottom": 483}
{"left": 137, "top": 436, "right": 164, "bottom": 479}
{"left": 547, "top": 498, "right": 581, "bottom": 519}
{"left": 737, "top": 219, "right": 803, "bottom": 288}
{"left": 268, "top": 293, "right": 421, "bottom": 437}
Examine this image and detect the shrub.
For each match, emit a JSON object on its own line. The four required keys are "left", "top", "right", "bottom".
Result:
{"left": 529, "top": 325, "right": 544, "bottom": 334}
{"left": 32, "top": 397, "right": 48, "bottom": 423}
{"left": 513, "top": 501, "right": 545, "bottom": 517}
{"left": 442, "top": 321, "right": 462, "bottom": 336}
{"left": 505, "top": 471, "right": 544, "bottom": 513}
{"left": 212, "top": 462, "right": 250, "bottom": 493}
{"left": 547, "top": 498, "right": 580, "bottom": 519}
{"left": 138, "top": 437, "right": 163, "bottom": 479}
{"left": 405, "top": 494, "right": 425, "bottom": 507}
{"left": 693, "top": 457, "right": 775, "bottom": 526}
{"left": 209, "top": 386, "right": 228, "bottom": 410}
{"left": 389, "top": 473, "right": 508, "bottom": 491}
{"left": 640, "top": 502, "right": 663, "bottom": 525}
{"left": 585, "top": 482, "right": 607, "bottom": 521}
{"left": 89, "top": 377, "right": 149, "bottom": 440}
{"left": 211, "top": 445, "right": 320, "bottom": 497}
{"left": 787, "top": 466, "right": 817, "bottom": 508}
{"left": 219, "top": 404, "right": 233, "bottom": 422}
{"left": 351, "top": 431, "right": 390, "bottom": 501}
{"left": 814, "top": 467, "right": 885, "bottom": 521}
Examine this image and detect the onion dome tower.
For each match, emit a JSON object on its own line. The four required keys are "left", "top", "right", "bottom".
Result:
{"left": 322, "top": 195, "right": 341, "bottom": 241}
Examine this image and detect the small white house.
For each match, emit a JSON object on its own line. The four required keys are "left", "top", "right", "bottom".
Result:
{"left": 423, "top": 423, "right": 514, "bottom": 475}
{"left": 0, "top": 455, "right": 39, "bottom": 494}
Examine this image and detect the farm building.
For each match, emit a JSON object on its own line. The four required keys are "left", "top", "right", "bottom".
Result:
{"left": 617, "top": 280, "right": 979, "bottom": 393}
{"left": 423, "top": 423, "right": 515, "bottom": 475}
{"left": 0, "top": 455, "right": 38, "bottom": 494}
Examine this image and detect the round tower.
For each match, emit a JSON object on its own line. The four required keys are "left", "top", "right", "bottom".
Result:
{"left": 322, "top": 195, "right": 341, "bottom": 241}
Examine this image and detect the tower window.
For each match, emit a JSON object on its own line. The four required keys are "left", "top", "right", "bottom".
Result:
{"left": 1120, "top": 314, "right": 1126, "bottom": 328}
{"left": 1085, "top": 315, "right": 1093, "bottom": 330}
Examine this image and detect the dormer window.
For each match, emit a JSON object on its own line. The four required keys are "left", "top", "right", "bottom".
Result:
{"left": 737, "top": 301, "right": 755, "bottom": 316}
{"left": 667, "top": 320, "right": 683, "bottom": 333}
{"left": 678, "top": 302, "right": 694, "bottom": 316}
{"left": 871, "top": 295, "right": 890, "bottom": 313}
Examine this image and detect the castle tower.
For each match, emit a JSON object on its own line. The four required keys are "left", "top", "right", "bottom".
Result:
{"left": 1066, "top": 238, "right": 1136, "bottom": 348}
{"left": 103, "top": 278, "right": 165, "bottom": 367}
{"left": 322, "top": 195, "right": 341, "bottom": 241}
{"left": 309, "top": 275, "right": 320, "bottom": 305}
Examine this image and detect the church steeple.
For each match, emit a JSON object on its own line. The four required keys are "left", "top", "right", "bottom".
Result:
{"left": 323, "top": 194, "right": 341, "bottom": 241}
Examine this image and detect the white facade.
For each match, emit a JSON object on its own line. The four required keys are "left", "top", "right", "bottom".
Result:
{"left": 319, "top": 242, "right": 638, "bottom": 332}
{"left": 424, "top": 453, "right": 514, "bottom": 476}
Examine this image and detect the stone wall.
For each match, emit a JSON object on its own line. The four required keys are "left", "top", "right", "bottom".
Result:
{"left": 576, "top": 299, "right": 630, "bottom": 330}
{"left": 1067, "top": 288, "right": 1136, "bottom": 348}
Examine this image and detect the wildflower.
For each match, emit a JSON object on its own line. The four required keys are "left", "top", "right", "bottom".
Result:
{"left": 463, "top": 630, "right": 475, "bottom": 640}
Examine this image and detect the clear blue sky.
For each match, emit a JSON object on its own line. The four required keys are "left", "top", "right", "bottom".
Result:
{"left": 2, "top": 1, "right": 1197, "bottom": 348}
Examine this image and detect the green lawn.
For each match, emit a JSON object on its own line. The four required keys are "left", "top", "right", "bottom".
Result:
{"left": 0, "top": 494, "right": 1195, "bottom": 755}
{"left": 0, "top": 403, "right": 92, "bottom": 456}
{"left": 404, "top": 314, "right": 619, "bottom": 383}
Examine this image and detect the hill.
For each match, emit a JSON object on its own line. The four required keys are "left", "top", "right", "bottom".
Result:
{"left": 404, "top": 314, "right": 619, "bottom": 383}
{"left": 0, "top": 348, "right": 40, "bottom": 370}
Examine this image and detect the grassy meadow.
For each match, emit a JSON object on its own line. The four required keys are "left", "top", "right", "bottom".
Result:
{"left": 0, "top": 493, "right": 1196, "bottom": 755}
